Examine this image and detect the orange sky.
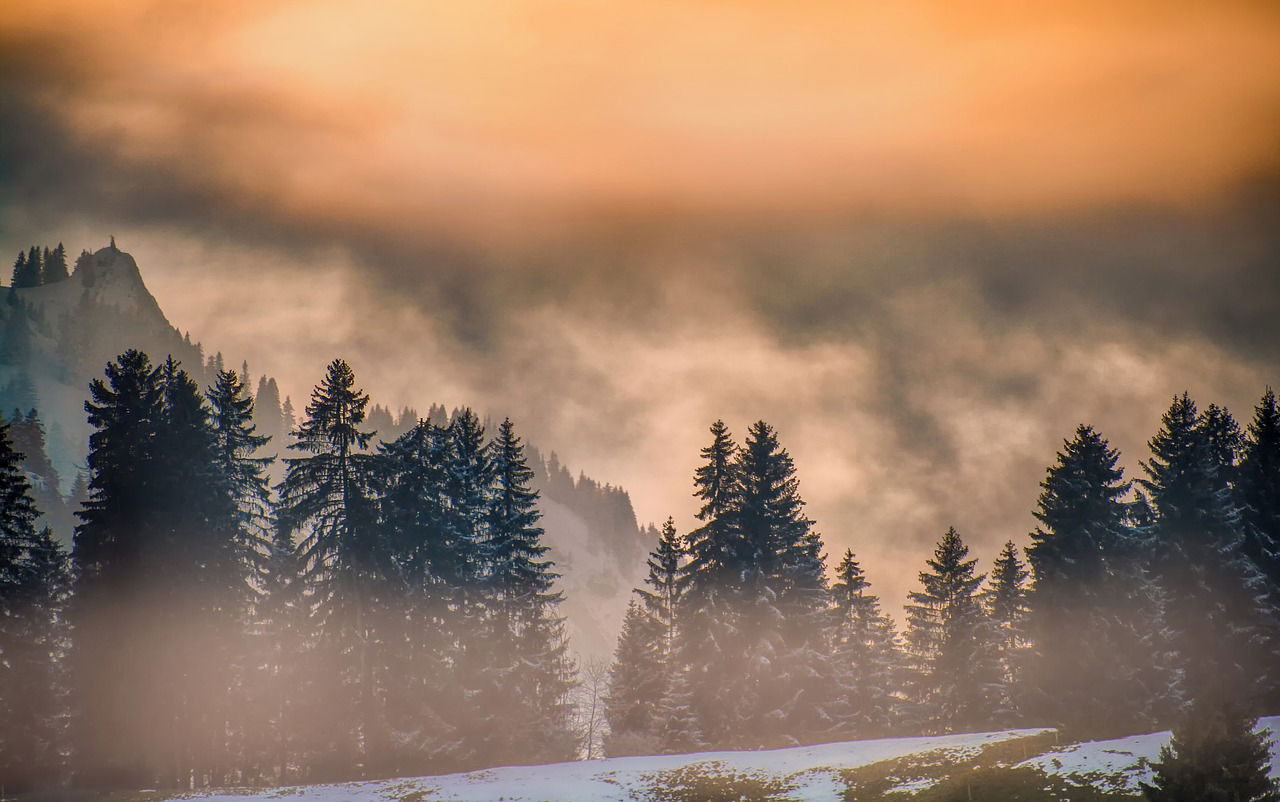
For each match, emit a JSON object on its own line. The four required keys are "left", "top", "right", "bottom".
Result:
{"left": 3, "top": 0, "right": 1280, "bottom": 616}
{"left": 6, "top": 0, "right": 1280, "bottom": 246}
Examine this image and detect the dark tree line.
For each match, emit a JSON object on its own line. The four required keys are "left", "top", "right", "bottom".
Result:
{"left": 0, "top": 351, "right": 575, "bottom": 793}
{"left": 605, "top": 392, "right": 1280, "bottom": 762}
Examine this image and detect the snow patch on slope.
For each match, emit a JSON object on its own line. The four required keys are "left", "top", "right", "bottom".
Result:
{"left": 174, "top": 729, "right": 1048, "bottom": 802}
{"left": 1019, "top": 714, "right": 1280, "bottom": 795}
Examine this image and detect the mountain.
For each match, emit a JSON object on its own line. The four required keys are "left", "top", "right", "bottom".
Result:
{"left": 0, "top": 239, "right": 647, "bottom": 656}
{"left": 1, "top": 240, "right": 205, "bottom": 517}
{"left": 163, "top": 719, "right": 1280, "bottom": 801}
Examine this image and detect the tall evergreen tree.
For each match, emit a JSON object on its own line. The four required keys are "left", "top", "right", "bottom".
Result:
{"left": 635, "top": 517, "right": 684, "bottom": 678}
{"left": 905, "top": 527, "right": 999, "bottom": 734}
{"left": 674, "top": 420, "right": 743, "bottom": 746}
{"left": 985, "top": 541, "right": 1028, "bottom": 726}
{"left": 604, "top": 600, "right": 665, "bottom": 755}
{"left": 830, "top": 549, "right": 903, "bottom": 737}
{"left": 1142, "top": 700, "right": 1280, "bottom": 802}
{"left": 484, "top": 418, "right": 577, "bottom": 764}
{"left": 11, "top": 249, "right": 41, "bottom": 288}
{"left": 1239, "top": 388, "right": 1280, "bottom": 707}
{"left": 42, "top": 243, "right": 69, "bottom": 283}
{"left": 1141, "top": 394, "right": 1269, "bottom": 708}
{"left": 69, "top": 349, "right": 165, "bottom": 788}
{"left": 1027, "top": 425, "right": 1169, "bottom": 734}
{"left": 0, "top": 422, "right": 69, "bottom": 792}
{"left": 276, "top": 359, "right": 387, "bottom": 778}
{"left": 731, "top": 420, "right": 832, "bottom": 746}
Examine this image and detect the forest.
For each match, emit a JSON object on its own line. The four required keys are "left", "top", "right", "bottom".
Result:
{"left": 1, "top": 346, "right": 1279, "bottom": 798}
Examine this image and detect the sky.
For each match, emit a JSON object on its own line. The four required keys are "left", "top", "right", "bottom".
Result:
{"left": 3, "top": 0, "right": 1280, "bottom": 612}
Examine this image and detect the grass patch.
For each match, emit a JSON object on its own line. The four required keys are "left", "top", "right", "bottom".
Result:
{"left": 641, "top": 761, "right": 799, "bottom": 802}
{"left": 837, "top": 732, "right": 1139, "bottom": 801}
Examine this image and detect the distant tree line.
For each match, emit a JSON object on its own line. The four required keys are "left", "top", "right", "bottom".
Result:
{"left": 0, "top": 351, "right": 575, "bottom": 793}
{"left": 603, "top": 393, "right": 1280, "bottom": 756}
{"left": 9, "top": 244, "right": 73, "bottom": 289}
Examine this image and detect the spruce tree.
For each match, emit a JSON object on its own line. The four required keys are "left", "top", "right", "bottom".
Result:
{"left": 1141, "top": 394, "right": 1269, "bottom": 708}
{"left": 676, "top": 420, "right": 743, "bottom": 746}
{"left": 11, "top": 249, "right": 41, "bottom": 288}
{"left": 635, "top": 517, "right": 684, "bottom": 681}
{"left": 604, "top": 600, "right": 666, "bottom": 755}
{"left": 276, "top": 358, "right": 387, "bottom": 777}
{"left": 830, "top": 549, "right": 903, "bottom": 737}
{"left": 0, "top": 421, "right": 69, "bottom": 792}
{"left": 482, "top": 417, "right": 577, "bottom": 764}
{"left": 42, "top": 243, "right": 69, "bottom": 283}
{"left": 1027, "top": 425, "right": 1167, "bottom": 735}
{"left": 1239, "top": 388, "right": 1280, "bottom": 707}
{"left": 70, "top": 349, "right": 166, "bottom": 788}
{"left": 732, "top": 420, "right": 832, "bottom": 746}
{"left": 1142, "top": 700, "right": 1280, "bottom": 802}
{"left": 905, "top": 527, "right": 999, "bottom": 734}
{"left": 985, "top": 541, "right": 1028, "bottom": 725}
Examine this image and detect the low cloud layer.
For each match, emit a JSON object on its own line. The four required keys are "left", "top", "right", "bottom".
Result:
{"left": 3, "top": 0, "right": 1279, "bottom": 611}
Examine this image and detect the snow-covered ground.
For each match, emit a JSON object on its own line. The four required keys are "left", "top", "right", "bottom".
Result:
{"left": 174, "top": 729, "right": 1047, "bottom": 802}
{"left": 168, "top": 717, "right": 1280, "bottom": 801}
{"left": 1020, "top": 714, "right": 1280, "bottom": 795}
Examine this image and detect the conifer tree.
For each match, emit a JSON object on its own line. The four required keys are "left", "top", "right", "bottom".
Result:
{"left": 830, "top": 549, "right": 903, "bottom": 737}
{"left": 484, "top": 417, "right": 577, "bottom": 764}
{"left": 11, "top": 249, "right": 41, "bottom": 288}
{"left": 1142, "top": 700, "right": 1280, "bottom": 802}
{"left": 1027, "top": 425, "right": 1167, "bottom": 734}
{"left": 604, "top": 600, "right": 665, "bottom": 755}
{"left": 676, "top": 420, "right": 742, "bottom": 746}
{"left": 1141, "top": 394, "right": 1269, "bottom": 707}
{"left": 377, "top": 419, "right": 455, "bottom": 773}
{"left": 635, "top": 517, "right": 684, "bottom": 677}
{"left": 1239, "top": 388, "right": 1280, "bottom": 707}
{"left": 42, "top": 243, "right": 69, "bottom": 283}
{"left": 70, "top": 349, "right": 165, "bottom": 788}
{"left": 732, "top": 420, "right": 832, "bottom": 746}
{"left": 985, "top": 541, "right": 1028, "bottom": 725}
{"left": 0, "top": 422, "right": 69, "bottom": 792}
{"left": 905, "top": 527, "right": 999, "bottom": 734}
{"left": 276, "top": 359, "right": 387, "bottom": 777}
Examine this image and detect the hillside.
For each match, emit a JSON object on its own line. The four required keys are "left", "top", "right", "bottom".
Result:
{"left": 165, "top": 718, "right": 1280, "bottom": 801}
{"left": 1, "top": 240, "right": 646, "bottom": 656}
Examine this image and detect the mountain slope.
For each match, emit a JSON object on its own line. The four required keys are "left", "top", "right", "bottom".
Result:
{"left": 167, "top": 719, "right": 1280, "bottom": 802}
{"left": 1, "top": 240, "right": 646, "bottom": 655}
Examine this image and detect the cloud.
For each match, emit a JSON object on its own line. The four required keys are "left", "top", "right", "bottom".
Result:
{"left": 2, "top": 0, "right": 1279, "bottom": 611}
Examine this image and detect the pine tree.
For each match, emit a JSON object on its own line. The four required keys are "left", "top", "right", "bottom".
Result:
{"left": 830, "top": 549, "right": 903, "bottom": 737}
{"left": 1027, "top": 425, "right": 1167, "bottom": 735}
{"left": 377, "top": 419, "right": 455, "bottom": 774}
{"left": 985, "top": 541, "right": 1028, "bottom": 726}
{"left": 11, "top": 249, "right": 41, "bottom": 288}
{"left": 1142, "top": 700, "right": 1280, "bottom": 802}
{"left": 1141, "top": 394, "right": 1269, "bottom": 708}
{"left": 0, "top": 422, "right": 69, "bottom": 792}
{"left": 604, "top": 601, "right": 666, "bottom": 756}
{"left": 70, "top": 349, "right": 166, "bottom": 788}
{"left": 484, "top": 418, "right": 577, "bottom": 764}
{"left": 732, "top": 420, "right": 833, "bottom": 746}
{"left": 42, "top": 243, "right": 69, "bottom": 283}
{"left": 635, "top": 517, "right": 684, "bottom": 677}
{"left": 276, "top": 359, "right": 387, "bottom": 778}
{"left": 1239, "top": 388, "right": 1280, "bottom": 708}
{"left": 676, "top": 420, "right": 743, "bottom": 746}
{"left": 905, "top": 527, "right": 999, "bottom": 734}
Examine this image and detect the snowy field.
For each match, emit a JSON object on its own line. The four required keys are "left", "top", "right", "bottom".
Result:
{"left": 169, "top": 717, "right": 1280, "bottom": 801}
{"left": 1020, "top": 714, "right": 1280, "bottom": 796}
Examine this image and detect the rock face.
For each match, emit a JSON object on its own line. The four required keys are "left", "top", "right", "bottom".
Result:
{"left": 1, "top": 242, "right": 204, "bottom": 505}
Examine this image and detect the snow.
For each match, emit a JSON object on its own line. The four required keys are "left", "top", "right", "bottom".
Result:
{"left": 173, "top": 729, "right": 1048, "bottom": 802}
{"left": 1019, "top": 715, "right": 1280, "bottom": 795}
